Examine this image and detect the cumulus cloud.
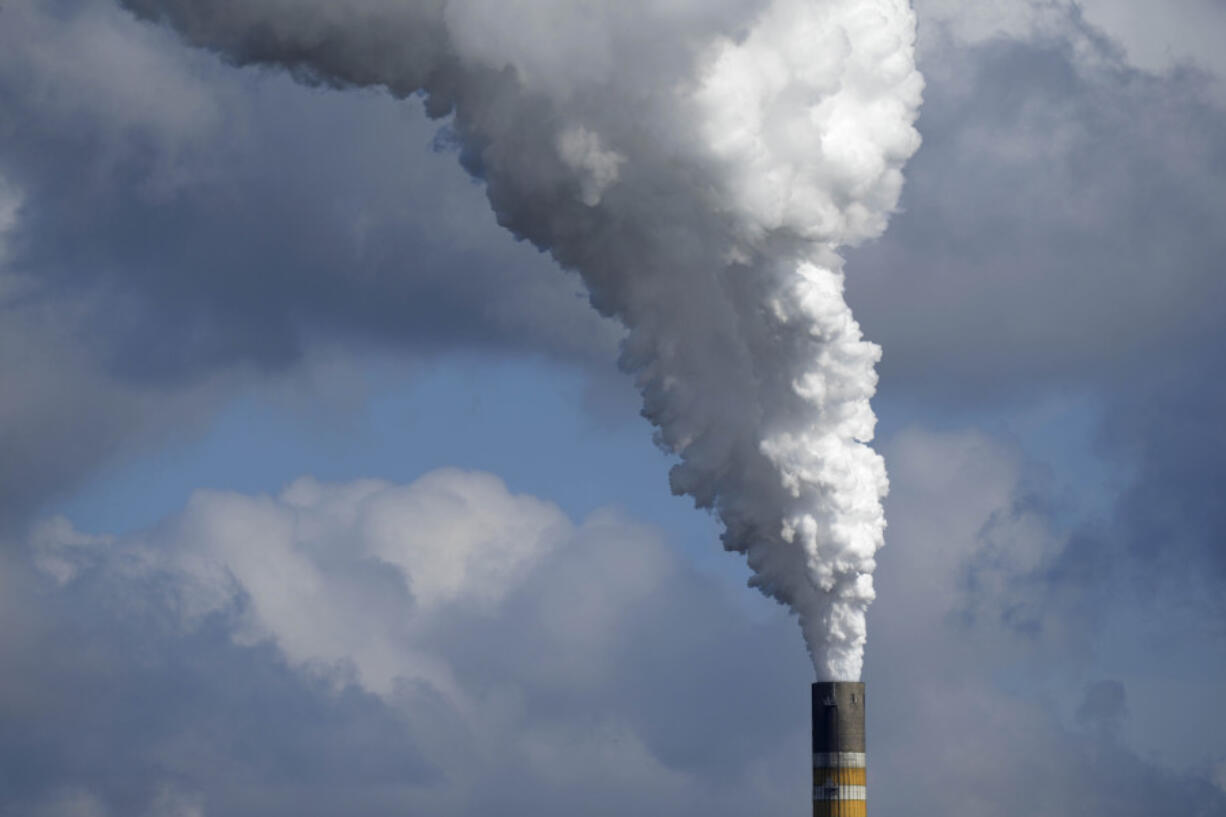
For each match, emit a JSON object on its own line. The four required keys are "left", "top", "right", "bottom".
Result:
{"left": 12, "top": 468, "right": 808, "bottom": 817}
{"left": 6, "top": 450, "right": 1224, "bottom": 816}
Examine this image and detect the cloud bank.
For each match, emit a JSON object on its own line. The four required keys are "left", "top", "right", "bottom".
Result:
{"left": 2, "top": 1, "right": 1225, "bottom": 811}
{"left": 6, "top": 448, "right": 1223, "bottom": 816}
{"left": 12, "top": 469, "right": 807, "bottom": 817}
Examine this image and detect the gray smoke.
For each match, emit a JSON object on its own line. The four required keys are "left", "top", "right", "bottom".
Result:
{"left": 121, "top": 0, "right": 923, "bottom": 679}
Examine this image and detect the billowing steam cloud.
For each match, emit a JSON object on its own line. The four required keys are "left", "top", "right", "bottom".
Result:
{"left": 122, "top": 0, "right": 922, "bottom": 680}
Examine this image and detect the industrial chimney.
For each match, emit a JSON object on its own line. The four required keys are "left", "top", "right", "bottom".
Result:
{"left": 812, "top": 681, "right": 866, "bottom": 817}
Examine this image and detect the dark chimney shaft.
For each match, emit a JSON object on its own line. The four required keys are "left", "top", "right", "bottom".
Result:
{"left": 812, "top": 681, "right": 866, "bottom": 817}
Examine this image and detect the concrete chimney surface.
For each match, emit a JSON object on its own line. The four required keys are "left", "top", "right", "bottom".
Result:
{"left": 812, "top": 681, "right": 866, "bottom": 817}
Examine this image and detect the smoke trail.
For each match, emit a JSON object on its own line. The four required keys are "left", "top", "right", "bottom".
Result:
{"left": 122, "top": 0, "right": 922, "bottom": 680}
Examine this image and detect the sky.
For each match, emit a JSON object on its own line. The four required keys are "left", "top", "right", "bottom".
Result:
{"left": 2, "top": 1, "right": 1225, "bottom": 816}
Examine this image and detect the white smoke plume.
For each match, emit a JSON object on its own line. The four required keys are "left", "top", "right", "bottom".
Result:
{"left": 121, "top": 0, "right": 923, "bottom": 680}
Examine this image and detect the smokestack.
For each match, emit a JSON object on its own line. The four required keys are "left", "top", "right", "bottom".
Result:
{"left": 812, "top": 681, "right": 866, "bottom": 817}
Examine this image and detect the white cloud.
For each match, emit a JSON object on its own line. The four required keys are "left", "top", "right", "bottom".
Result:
{"left": 14, "top": 451, "right": 1226, "bottom": 816}
{"left": 137, "top": 469, "right": 573, "bottom": 699}
{"left": 22, "top": 467, "right": 808, "bottom": 816}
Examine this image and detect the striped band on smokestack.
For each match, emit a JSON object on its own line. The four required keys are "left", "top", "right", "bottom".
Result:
{"left": 812, "top": 681, "right": 866, "bottom": 817}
